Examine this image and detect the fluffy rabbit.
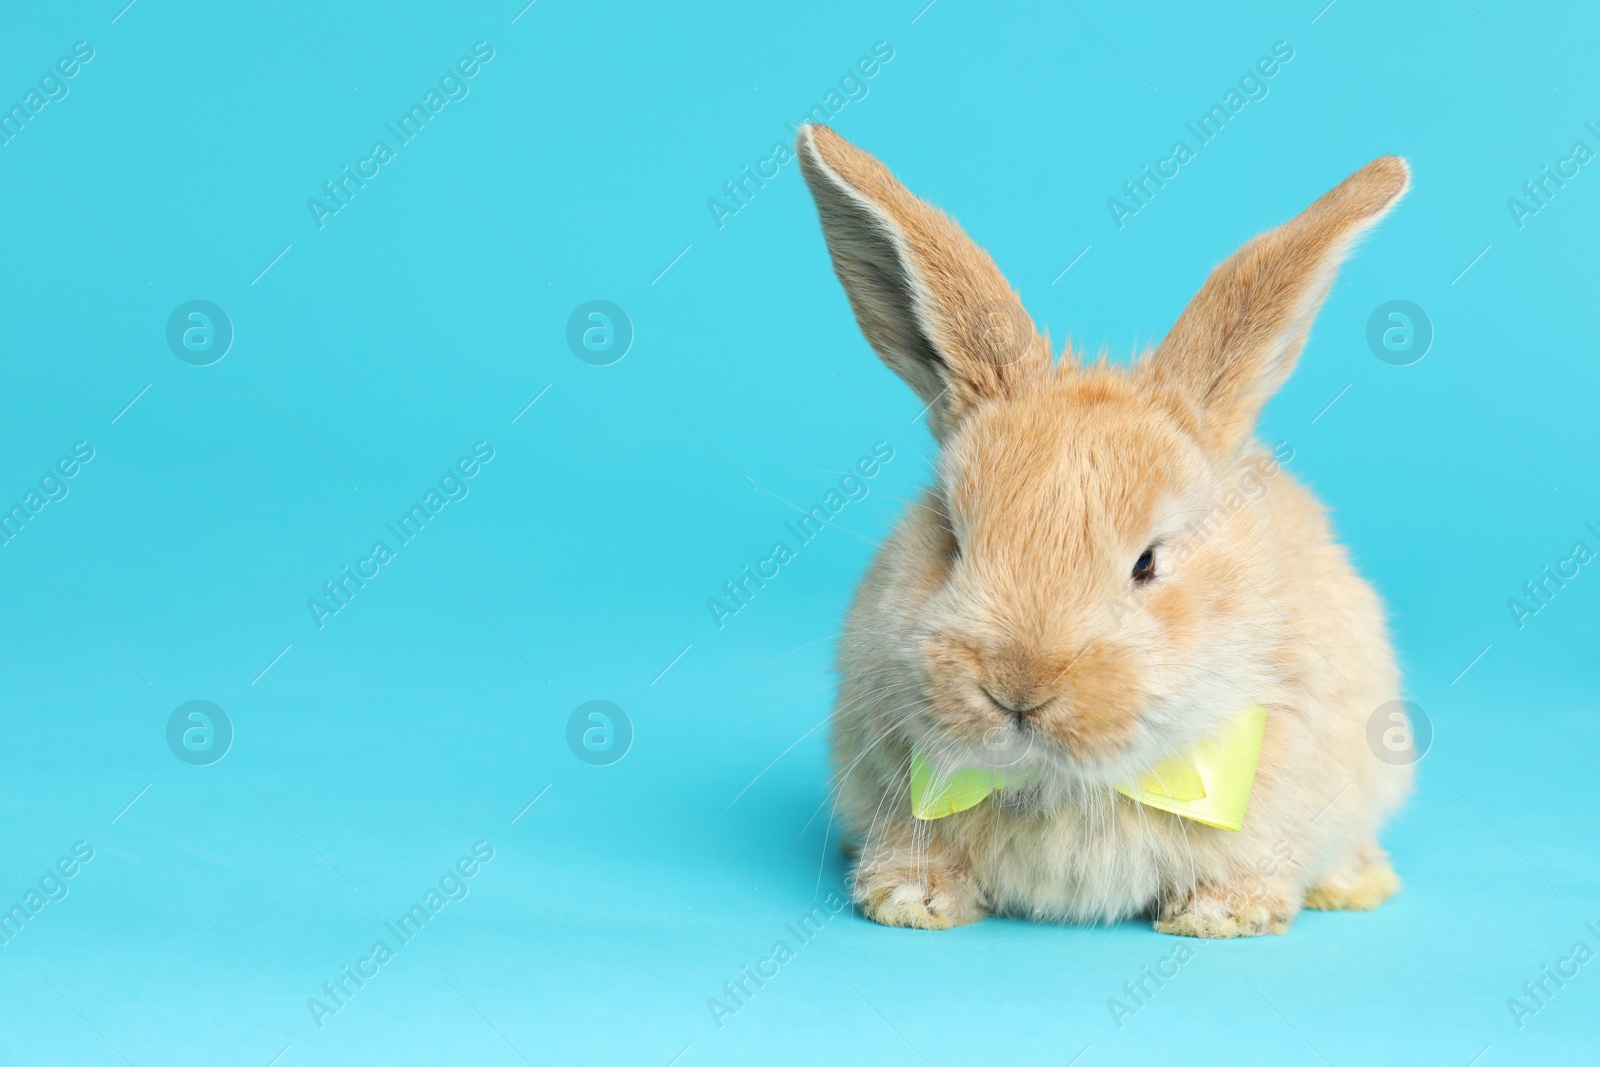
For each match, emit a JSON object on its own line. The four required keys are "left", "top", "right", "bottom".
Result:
{"left": 797, "top": 124, "right": 1413, "bottom": 937}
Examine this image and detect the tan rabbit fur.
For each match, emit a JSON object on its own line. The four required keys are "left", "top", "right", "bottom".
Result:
{"left": 797, "top": 124, "right": 1413, "bottom": 937}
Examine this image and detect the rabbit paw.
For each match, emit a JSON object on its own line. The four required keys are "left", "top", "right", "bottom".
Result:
{"left": 1155, "top": 882, "right": 1295, "bottom": 939}
{"left": 854, "top": 864, "right": 983, "bottom": 930}
{"left": 1305, "top": 857, "right": 1399, "bottom": 911}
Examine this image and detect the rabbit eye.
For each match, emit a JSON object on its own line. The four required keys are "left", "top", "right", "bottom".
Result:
{"left": 1132, "top": 545, "right": 1157, "bottom": 584}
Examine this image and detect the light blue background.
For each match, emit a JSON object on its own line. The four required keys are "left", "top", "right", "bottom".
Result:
{"left": 0, "top": 1, "right": 1595, "bottom": 1064}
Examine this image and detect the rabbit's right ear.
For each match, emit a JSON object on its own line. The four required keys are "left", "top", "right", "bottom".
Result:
{"left": 797, "top": 125, "right": 1049, "bottom": 440}
{"left": 1140, "top": 156, "right": 1410, "bottom": 460}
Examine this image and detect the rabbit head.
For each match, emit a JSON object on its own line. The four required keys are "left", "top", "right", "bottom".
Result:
{"left": 797, "top": 124, "right": 1407, "bottom": 790}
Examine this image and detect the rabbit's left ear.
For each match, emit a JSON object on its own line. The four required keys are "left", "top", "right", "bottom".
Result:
{"left": 797, "top": 124, "right": 1051, "bottom": 440}
{"left": 1141, "top": 157, "right": 1410, "bottom": 459}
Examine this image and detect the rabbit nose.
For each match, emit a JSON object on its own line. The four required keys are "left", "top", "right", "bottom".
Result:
{"left": 982, "top": 687, "right": 1049, "bottom": 718}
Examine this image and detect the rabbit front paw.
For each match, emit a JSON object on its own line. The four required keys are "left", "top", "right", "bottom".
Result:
{"left": 1155, "top": 882, "right": 1297, "bottom": 939}
{"left": 853, "top": 860, "right": 983, "bottom": 930}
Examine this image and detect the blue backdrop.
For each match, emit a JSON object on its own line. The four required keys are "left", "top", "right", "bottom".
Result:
{"left": 0, "top": 1, "right": 1595, "bottom": 1064}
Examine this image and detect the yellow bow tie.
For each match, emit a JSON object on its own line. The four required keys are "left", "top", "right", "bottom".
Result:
{"left": 909, "top": 705, "right": 1268, "bottom": 831}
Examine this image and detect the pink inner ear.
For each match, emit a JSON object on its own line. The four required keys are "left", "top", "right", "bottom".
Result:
{"left": 796, "top": 124, "right": 1050, "bottom": 440}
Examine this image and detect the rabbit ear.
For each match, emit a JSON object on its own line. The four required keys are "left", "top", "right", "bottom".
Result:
{"left": 797, "top": 124, "right": 1050, "bottom": 439}
{"left": 1141, "top": 157, "right": 1410, "bottom": 459}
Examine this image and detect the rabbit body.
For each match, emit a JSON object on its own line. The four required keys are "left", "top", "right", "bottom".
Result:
{"left": 799, "top": 124, "right": 1414, "bottom": 936}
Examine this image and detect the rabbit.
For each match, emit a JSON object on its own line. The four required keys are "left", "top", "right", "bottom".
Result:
{"left": 796, "top": 123, "right": 1414, "bottom": 937}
